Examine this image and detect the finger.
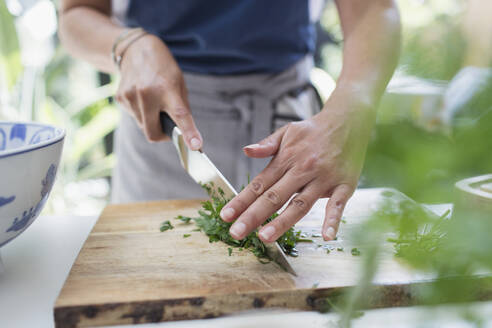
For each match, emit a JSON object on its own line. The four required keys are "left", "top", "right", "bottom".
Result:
{"left": 164, "top": 90, "right": 203, "bottom": 151}
{"left": 228, "top": 170, "right": 311, "bottom": 240}
{"left": 138, "top": 91, "right": 168, "bottom": 142}
{"left": 258, "top": 182, "right": 320, "bottom": 243}
{"left": 243, "top": 125, "right": 287, "bottom": 158}
{"left": 322, "top": 184, "right": 354, "bottom": 241}
{"left": 220, "top": 156, "right": 287, "bottom": 223}
{"left": 117, "top": 87, "right": 143, "bottom": 127}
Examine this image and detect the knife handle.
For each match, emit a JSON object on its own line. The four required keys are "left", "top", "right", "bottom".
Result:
{"left": 160, "top": 111, "right": 176, "bottom": 137}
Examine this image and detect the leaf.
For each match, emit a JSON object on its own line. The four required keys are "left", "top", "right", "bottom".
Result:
{"left": 172, "top": 182, "right": 303, "bottom": 260}
{"left": 177, "top": 215, "right": 192, "bottom": 224}
{"left": 351, "top": 248, "right": 361, "bottom": 256}
{"left": 160, "top": 220, "right": 174, "bottom": 232}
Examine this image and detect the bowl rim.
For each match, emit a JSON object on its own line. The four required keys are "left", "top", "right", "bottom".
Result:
{"left": 0, "top": 121, "right": 66, "bottom": 159}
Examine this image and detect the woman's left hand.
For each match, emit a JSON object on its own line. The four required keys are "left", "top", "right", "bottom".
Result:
{"left": 220, "top": 99, "right": 376, "bottom": 242}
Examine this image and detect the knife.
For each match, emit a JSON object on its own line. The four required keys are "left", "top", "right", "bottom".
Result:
{"left": 160, "top": 112, "right": 297, "bottom": 276}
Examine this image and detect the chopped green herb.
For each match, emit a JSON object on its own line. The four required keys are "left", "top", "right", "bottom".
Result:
{"left": 160, "top": 220, "right": 174, "bottom": 232}
{"left": 297, "top": 238, "right": 314, "bottom": 243}
{"left": 341, "top": 219, "right": 347, "bottom": 224}
{"left": 183, "top": 234, "right": 191, "bottom": 238}
{"left": 228, "top": 247, "right": 233, "bottom": 256}
{"left": 337, "top": 247, "right": 344, "bottom": 252}
{"left": 326, "top": 249, "right": 331, "bottom": 254}
{"left": 165, "top": 182, "right": 302, "bottom": 260}
{"left": 192, "top": 228, "right": 201, "bottom": 232}
{"left": 177, "top": 215, "right": 192, "bottom": 224}
{"left": 351, "top": 248, "right": 361, "bottom": 256}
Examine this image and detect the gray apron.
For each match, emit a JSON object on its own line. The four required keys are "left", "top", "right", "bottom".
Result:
{"left": 111, "top": 56, "right": 321, "bottom": 203}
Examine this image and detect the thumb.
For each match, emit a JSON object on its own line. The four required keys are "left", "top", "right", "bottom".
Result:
{"left": 243, "top": 125, "right": 287, "bottom": 158}
{"left": 164, "top": 91, "right": 203, "bottom": 151}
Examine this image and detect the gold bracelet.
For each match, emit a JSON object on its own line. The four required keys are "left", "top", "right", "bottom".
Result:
{"left": 111, "top": 27, "right": 147, "bottom": 70}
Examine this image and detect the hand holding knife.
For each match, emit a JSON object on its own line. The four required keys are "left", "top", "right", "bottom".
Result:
{"left": 160, "top": 112, "right": 297, "bottom": 276}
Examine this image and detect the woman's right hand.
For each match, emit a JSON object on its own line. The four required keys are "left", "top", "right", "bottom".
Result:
{"left": 115, "top": 33, "right": 203, "bottom": 150}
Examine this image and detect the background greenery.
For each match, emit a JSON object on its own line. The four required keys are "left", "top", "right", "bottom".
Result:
{"left": 2, "top": 0, "right": 490, "bottom": 213}
{"left": 0, "top": 0, "right": 492, "bottom": 212}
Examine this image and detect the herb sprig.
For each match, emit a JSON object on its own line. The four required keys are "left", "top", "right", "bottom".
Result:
{"left": 162, "top": 182, "right": 300, "bottom": 260}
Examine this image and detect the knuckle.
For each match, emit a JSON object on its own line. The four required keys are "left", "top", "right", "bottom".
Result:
{"left": 173, "top": 107, "right": 191, "bottom": 120}
{"left": 231, "top": 197, "right": 248, "bottom": 212}
{"left": 136, "top": 85, "right": 153, "bottom": 98}
{"left": 123, "top": 90, "right": 135, "bottom": 101}
{"left": 262, "top": 189, "right": 281, "bottom": 206}
{"left": 157, "top": 76, "right": 182, "bottom": 91}
{"left": 301, "top": 153, "right": 320, "bottom": 171}
{"left": 272, "top": 216, "right": 295, "bottom": 235}
{"left": 290, "top": 196, "right": 311, "bottom": 213}
{"left": 248, "top": 178, "right": 265, "bottom": 196}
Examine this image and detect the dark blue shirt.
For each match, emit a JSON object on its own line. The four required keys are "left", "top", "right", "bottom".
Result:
{"left": 126, "top": 0, "right": 315, "bottom": 75}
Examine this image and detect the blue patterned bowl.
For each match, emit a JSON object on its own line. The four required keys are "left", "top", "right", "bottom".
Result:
{"left": 0, "top": 122, "right": 65, "bottom": 248}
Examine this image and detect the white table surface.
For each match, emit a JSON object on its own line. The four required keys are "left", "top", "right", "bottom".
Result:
{"left": 1, "top": 212, "right": 491, "bottom": 328}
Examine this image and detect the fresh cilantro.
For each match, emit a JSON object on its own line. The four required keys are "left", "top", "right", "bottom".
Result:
{"left": 160, "top": 220, "right": 174, "bottom": 232}
{"left": 162, "top": 182, "right": 301, "bottom": 260}
{"left": 177, "top": 215, "right": 192, "bottom": 224}
{"left": 351, "top": 248, "right": 361, "bottom": 256}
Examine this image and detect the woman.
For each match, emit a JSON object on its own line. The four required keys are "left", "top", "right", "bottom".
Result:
{"left": 59, "top": 0, "right": 400, "bottom": 242}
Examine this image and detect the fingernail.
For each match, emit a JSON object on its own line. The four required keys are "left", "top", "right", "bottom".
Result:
{"left": 325, "top": 227, "right": 336, "bottom": 240}
{"left": 260, "top": 226, "right": 276, "bottom": 241}
{"left": 244, "top": 143, "right": 260, "bottom": 150}
{"left": 220, "top": 207, "right": 235, "bottom": 221}
{"left": 230, "top": 222, "right": 246, "bottom": 239}
{"left": 190, "top": 137, "right": 201, "bottom": 150}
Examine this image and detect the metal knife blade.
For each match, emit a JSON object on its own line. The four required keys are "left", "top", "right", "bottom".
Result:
{"left": 170, "top": 126, "right": 297, "bottom": 276}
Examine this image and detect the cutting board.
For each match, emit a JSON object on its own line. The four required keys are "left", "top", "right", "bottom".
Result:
{"left": 53, "top": 189, "right": 453, "bottom": 327}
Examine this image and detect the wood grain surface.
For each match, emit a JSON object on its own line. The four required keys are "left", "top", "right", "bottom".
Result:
{"left": 53, "top": 189, "right": 474, "bottom": 327}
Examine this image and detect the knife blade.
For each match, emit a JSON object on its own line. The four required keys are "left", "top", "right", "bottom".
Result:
{"left": 160, "top": 112, "right": 297, "bottom": 276}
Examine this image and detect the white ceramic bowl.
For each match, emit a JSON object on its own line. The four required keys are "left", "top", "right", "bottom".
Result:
{"left": 0, "top": 121, "right": 65, "bottom": 248}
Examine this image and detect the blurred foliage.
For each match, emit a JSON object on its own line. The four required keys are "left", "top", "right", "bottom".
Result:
{"left": 0, "top": 0, "right": 22, "bottom": 89}
{"left": 401, "top": 14, "right": 466, "bottom": 81}
{"left": 0, "top": 1, "right": 118, "bottom": 213}
{"left": 362, "top": 73, "right": 492, "bottom": 203}
{"left": 331, "top": 190, "right": 492, "bottom": 327}
{"left": 319, "top": 0, "right": 467, "bottom": 81}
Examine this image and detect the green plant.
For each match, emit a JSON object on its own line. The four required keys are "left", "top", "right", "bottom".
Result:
{"left": 0, "top": 1, "right": 22, "bottom": 91}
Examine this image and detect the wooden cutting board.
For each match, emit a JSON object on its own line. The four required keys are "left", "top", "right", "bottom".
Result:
{"left": 53, "top": 189, "right": 450, "bottom": 327}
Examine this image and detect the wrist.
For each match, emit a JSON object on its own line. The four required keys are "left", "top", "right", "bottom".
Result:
{"left": 318, "top": 88, "right": 377, "bottom": 125}
{"left": 315, "top": 85, "right": 378, "bottom": 140}
{"left": 112, "top": 28, "right": 148, "bottom": 70}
